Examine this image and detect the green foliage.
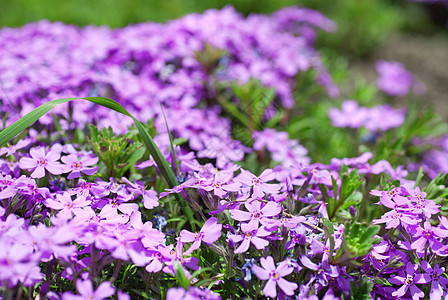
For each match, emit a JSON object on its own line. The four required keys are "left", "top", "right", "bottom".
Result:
{"left": 349, "top": 275, "right": 375, "bottom": 300}
{"left": 173, "top": 261, "right": 190, "bottom": 290}
{"left": 87, "top": 125, "right": 145, "bottom": 178}
{"left": 335, "top": 223, "right": 380, "bottom": 264}
{"left": 322, "top": 166, "right": 364, "bottom": 221}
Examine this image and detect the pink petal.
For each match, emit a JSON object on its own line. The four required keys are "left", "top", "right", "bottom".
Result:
{"left": 180, "top": 230, "right": 196, "bottom": 243}
{"left": 30, "top": 166, "right": 46, "bottom": 178}
{"left": 277, "top": 278, "right": 298, "bottom": 296}
{"left": 30, "top": 147, "right": 45, "bottom": 159}
{"left": 230, "top": 210, "right": 251, "bottom": 221}
{"left": 251, "top": 236, "right": 269, "bottom": 250}
{"left": 263, "top": 279, "right": 277, "bottom": 298}
{"left": 252, "top": 264, "right": 269, "bottom": 280}
{"left": 93, "top": 281, "right": 115, "bottom": 299}
{"left": 67, "top": 171, "right": 82, "bottom": 180}
{"left": 19, "top": 157, "right": 37, "bottom": 169}
{"left": 81, "top": 156, "right": 99, "bottom": 166}
{"left": 260, "top": 256, "right": 276, "bottom": 272}
{"left": 259, "top": 169, "right": 275, "bottom": 181}
{"left": 45, "top": 164, "right": 63, "bottom": 175}
{"left": 234, "top": 238, "right": 251, "bottom": 253}
{"left": 76, "top": 279, "right": 94, "bottom": 297}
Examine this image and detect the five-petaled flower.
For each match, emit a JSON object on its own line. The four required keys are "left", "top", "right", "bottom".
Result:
{"left": 19, "top": 147, "right": 64, "bottom": 178}
{"left": 252, "top": 256, "right": 298, "bottom": 298}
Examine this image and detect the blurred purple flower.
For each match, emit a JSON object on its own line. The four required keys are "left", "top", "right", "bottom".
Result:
{"left": 376, "top": 60, "right": 423, "bottom": 96}
{"left": 62, "top": 279, "right": 115, "bottom": 300}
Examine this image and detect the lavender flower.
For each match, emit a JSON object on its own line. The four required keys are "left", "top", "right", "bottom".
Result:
{"left": 19, "top": 147, "right": 64, "bottom": 178}
{"left": 252, "top": 256, "right": 298, "bottom": 298}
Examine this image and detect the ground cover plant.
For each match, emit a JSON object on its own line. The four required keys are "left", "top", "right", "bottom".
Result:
{"left": 1, "top": 5, "right": 448, "bottom": 300}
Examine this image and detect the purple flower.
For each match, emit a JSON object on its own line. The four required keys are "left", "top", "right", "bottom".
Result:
{"left": 19, "top": 147, "right": 64, "bottom": 178}
{"left": 418, "top": 262, "right": 448, "bottom": 300}
{"left": 0, "top": 139, "right": 31, "bottom": 157}
{"left": 230, "top": 200, "right": 281, "bottom": 228}
{"left": 389, "top": 262, "right": 425, "bottom": 299}
{"left": 62, "top": 279, "right": 115, "bottom": 300}
{"left": 373, "top": 209, "right": 419, "bottom": 229}
{"left": 228, "top": 222, "right": 270, "bottom": 253}
{"left": 61, "top": 154, "right": 99, "bottom": 179}
{"left": 411, "top": 221, "right": 448, "bottom": 253}
{"left": 376, "top": 60, "right": 416, "bottom": 96}
{"left": 44, "top": 192, "right": 91, "bottom": 219}
{"left": 328, "top": 100, "right": 368, "bottom": 129}
{"left": 180, "top": 217, "right": 222, "bottom": 254}
{"left": 252, "top": 256, "right": 298, "bottom": 298}
{"left": 236, "top": 169, "right": 280, "bottom": 198}
{"left": 122, "top": 177, "right": 159, "bottom": 209}
{"left": 166, "top": 286, "right": 221, "bottom": 300}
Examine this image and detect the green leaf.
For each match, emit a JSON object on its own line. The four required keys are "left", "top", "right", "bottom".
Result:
{"left": 323, "top": 219, "right": 335, "bottom": 259}
{"left": 159, "top": 102, "right": 180, "bottom": 175}
{"left": 173, "top": 260, "right": 190, "bottom": 289}
{"left": 349, "top": 275, "right": 375, "bottom": 300}
{"left": 191, "top": 267, "right": 213, "bottom": 281}
{"left": 414, "top": 167, "right": 424, "bottom": 188}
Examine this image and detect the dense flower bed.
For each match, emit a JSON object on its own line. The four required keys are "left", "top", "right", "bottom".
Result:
{"left": 1, "top": 5, "right": 448, "bottom": 300}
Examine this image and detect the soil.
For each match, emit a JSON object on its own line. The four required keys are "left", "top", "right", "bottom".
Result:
{"left": 349, "top": 33, "right": 448, "bottom": 119}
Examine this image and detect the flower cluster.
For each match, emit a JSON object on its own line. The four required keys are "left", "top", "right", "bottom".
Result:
{"left": 376, "top": 60, "right": 425, "bottom": 96}
{"left": 328, "top": 100, "right": 406, "bottom": 131}
{"left": 0, "top": 3, "right": 447, "bottom": 300}
{"left": 367, "top": 186, "right": 448, "bottom": 299}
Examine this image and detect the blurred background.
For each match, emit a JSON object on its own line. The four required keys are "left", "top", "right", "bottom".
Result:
{"left": 0, "top": 0, "right": 446, "bottom": 56}
{"left": 1, "top": 0, "right": 447, "bottom": 111}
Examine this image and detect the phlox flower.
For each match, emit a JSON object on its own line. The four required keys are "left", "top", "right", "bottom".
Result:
{"left": 129, "top": 212, "right": 165, "bottom": 248}
{"left": 207, "top": 172, "right": 241, "bottom": 198}
{"left": 166, "top": 286, "right": 221, "bottom": 300}
{"left": 230, "top": 200, "right": 282, "bottom": 228}
{"left": 19, "top": 147, "right": 64, "bottom": 178}
{"left": 145, "top": 244, "right": 175, "bottom": 273}
{"left": 376, "top": 60, "right": 416, "bottom": 96}
{"left": 122, "top": 177, "right": 159, "bottom": 209}
{"left": 418, "top": 261, "right": 448, "bottom": 300}
{"left": 180, "top": 217, "right": 222, "bottom": 254}
{"left": 252, "top": 256, "right": 298, "bottom": 298}
{"left": 111, "top": 229, "right": 150, "bottom": 266}
{"left": 411, "top": 221, "right": 448, "bottom": 253}
{"left": 0, "top": 241, "right": 43, "bottom": 287}
{"left": 28, "top": 223, "right": 78, "bottom": 261}
{"left": 61, "top": 154, "right": 99, "bottom": 179}
{"left": 228, "top": 222, "right": 271, "bottom": 253}
{"left": 62, "top": 279, "right": 115, "bottom": 300}
{"left": 0, "top": 139, "right": 31, "bottom": 157}
{"left": 236, "top": 169, "right": 280, "bottom": 198}
{"left": 300, "top": 255, "right": 340, "bottom": 290}
{"left": 389, "top": 262, "right": 425, "bottom": 299}
{"left": 0, "top": 175, "right": 16, "bottom": 200}
{"left": 328, "top": 100, "right": 368, "bottom": 129}
{"left": 373, "top": 209, "right": 419, "bottom": 229}
{"left": 44, "top": 192, "right": 90, "bottom": 219}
